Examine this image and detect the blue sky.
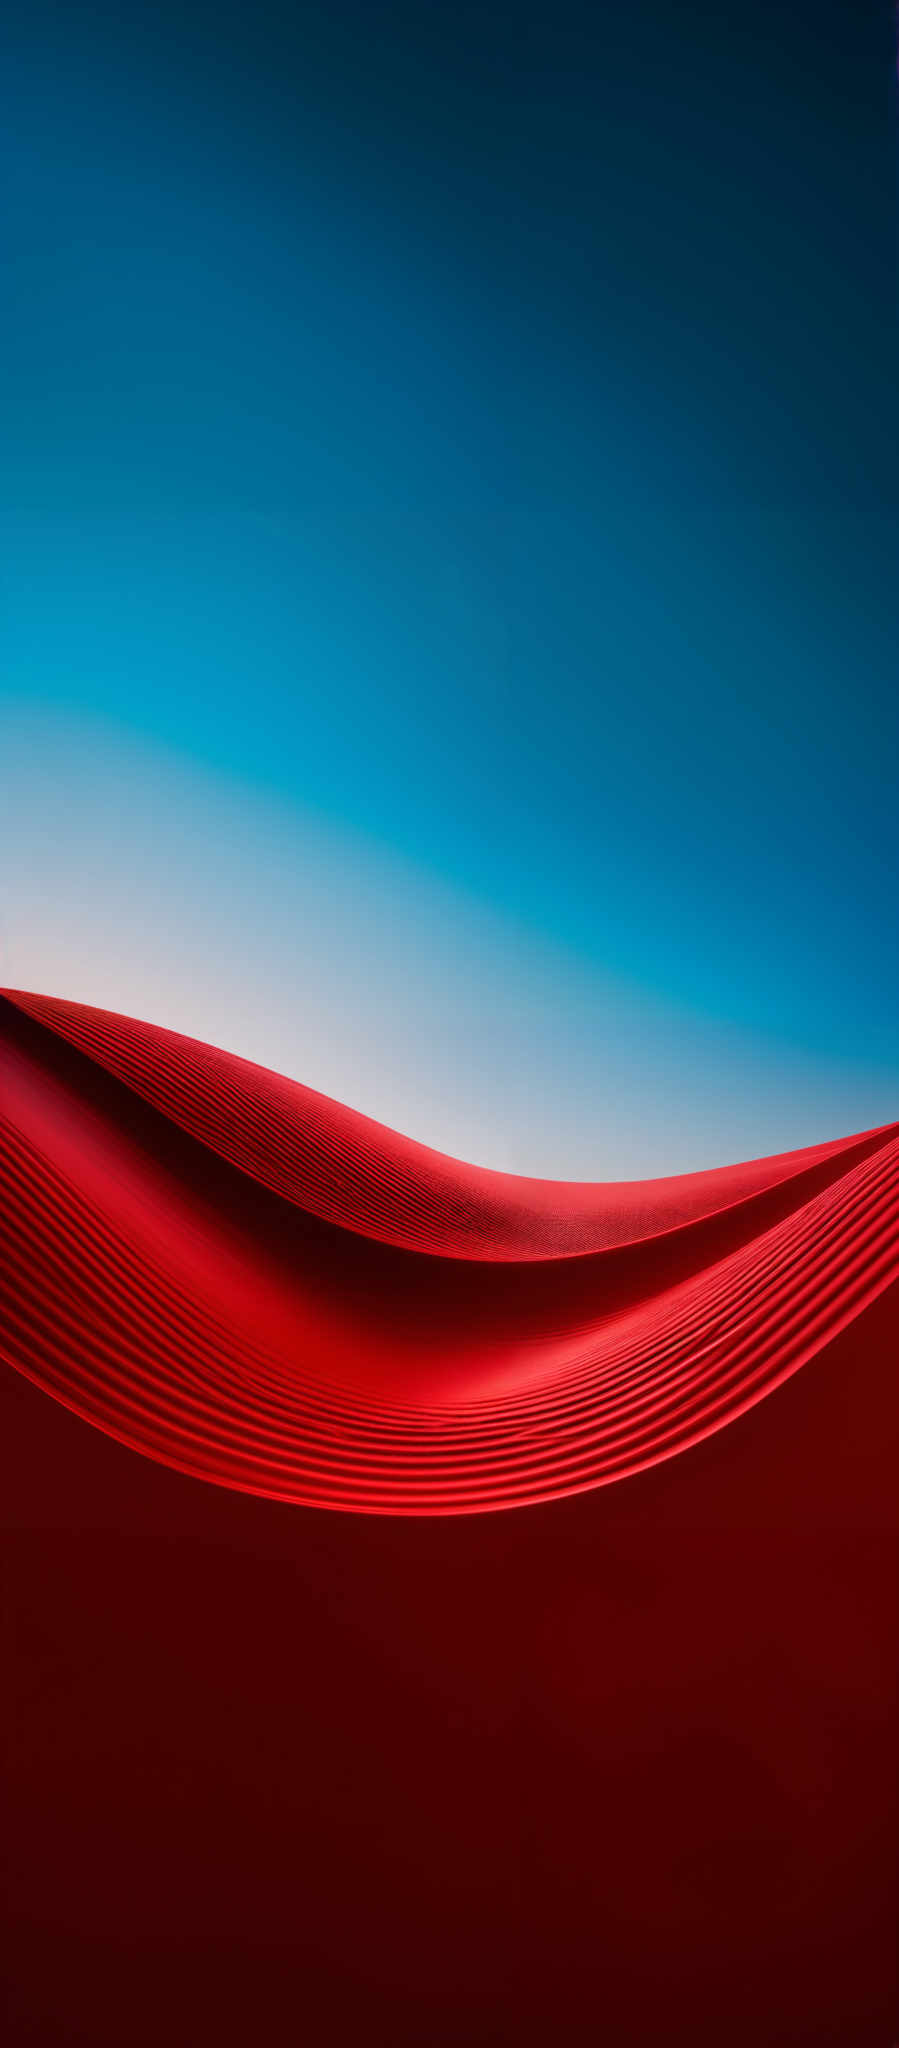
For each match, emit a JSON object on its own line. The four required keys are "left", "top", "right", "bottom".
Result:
{"left": 2, "top": 2, "right": 897, "bottom": 1173}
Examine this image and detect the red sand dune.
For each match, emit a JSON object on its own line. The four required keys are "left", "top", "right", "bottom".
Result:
{"left": 2, "top": 989, "right": 897, "bottom": 2045}
{"left": 1, "top": 988, "right": 897, "bottom": 1514}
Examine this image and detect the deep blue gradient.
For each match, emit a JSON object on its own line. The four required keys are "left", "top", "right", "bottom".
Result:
{"left": 2, "top": 1, "right": 897, "bottom": 1170}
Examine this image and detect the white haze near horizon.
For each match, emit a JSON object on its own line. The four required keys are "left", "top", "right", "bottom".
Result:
{"left": 2, "top": 706, "right": 896, "bottom": 1181}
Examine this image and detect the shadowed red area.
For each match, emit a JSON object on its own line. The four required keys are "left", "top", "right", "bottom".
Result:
{"left": 1, "top": 989, "right": 898, "bottom": 1513}
{"left": 3, "top": 1254, "right": 898, "bottom": 2045}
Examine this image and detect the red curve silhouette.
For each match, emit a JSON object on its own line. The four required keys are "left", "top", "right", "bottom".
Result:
{"left": 2, "top": 988, "right": 898, "bottom": 1514}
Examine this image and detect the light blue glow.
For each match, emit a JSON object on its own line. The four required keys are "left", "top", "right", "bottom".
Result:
{"left": 2, "top": 3, "right": 896, "bottom": 1171}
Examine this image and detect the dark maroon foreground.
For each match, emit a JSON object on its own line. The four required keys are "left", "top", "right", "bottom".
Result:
{"left": 5, "top": 1296, "right": 897, "bottom": 2046}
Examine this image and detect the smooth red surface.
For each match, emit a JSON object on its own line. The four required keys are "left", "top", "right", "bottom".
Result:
{"left": 2, "top": 990, "right": 898, "bottom": 2043}
{"left": 2, "top": 989, "right": 898, "bottom": 1512}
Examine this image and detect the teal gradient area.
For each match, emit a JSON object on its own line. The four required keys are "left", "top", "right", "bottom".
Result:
{"left": 2, "top": 1, "right": 897, "bottom": 1172}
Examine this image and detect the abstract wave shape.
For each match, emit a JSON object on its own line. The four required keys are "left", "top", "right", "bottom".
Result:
{"left": 2, "top": 988, "right": 898, "bottom": 1515}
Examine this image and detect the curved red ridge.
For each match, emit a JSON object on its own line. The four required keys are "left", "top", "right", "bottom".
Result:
{"left": 2, "top": 988, "right": 898, "bottom": 1515}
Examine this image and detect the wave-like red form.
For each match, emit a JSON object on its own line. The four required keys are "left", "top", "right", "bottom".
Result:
{"left": 2, "top": 987, "right": 898, "bottom": 1514}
